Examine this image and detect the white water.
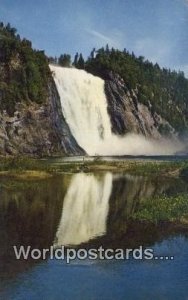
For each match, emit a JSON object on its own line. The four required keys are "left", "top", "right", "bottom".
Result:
{"left": 54, "top": 173, "right": 112, "bottom": 246}
{"left": 50, "top": 65, "right": 184, "bottom": 155}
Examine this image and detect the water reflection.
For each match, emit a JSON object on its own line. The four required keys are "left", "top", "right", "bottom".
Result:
{"left": 54, "top": 173, "right": 112, "bottom": 246}
{"left": 54, "top": 173, "right": 181, "bottom": 247}
{"left": 0, "top": 172, "right": 188, "bottom": 280}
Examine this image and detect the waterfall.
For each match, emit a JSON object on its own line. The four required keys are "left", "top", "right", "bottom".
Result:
{"left": 50, "top": 65, "right": 183, "bottom": 156}
{"left": 54, "top": 173, "right": 112, "bottom": 246}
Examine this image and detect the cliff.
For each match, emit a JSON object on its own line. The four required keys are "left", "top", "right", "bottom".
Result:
{"left": 0, "top": 23, "right": 84, "bottom": 156}
{"left": 0, "top": 23, "right": 187, "bottom": 156}
{"left": 85, "top": 47, "right": 188, "bottom": 136}
{"left": 0, "top": 78, "right": 84, "bottom": 156}
{"left": 105, "top": 72, "right": 177, "bottom": 139}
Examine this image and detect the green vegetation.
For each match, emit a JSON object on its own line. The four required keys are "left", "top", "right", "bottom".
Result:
{"left": 50, "top": 52, "right": 85, "bottom": 69}
{"left": 0, "top": 156, "right": 188, "bottom": 176}
{"left": 1, "top": 156, "right": 188, "bottom": 227}
{"left": 0, "top": 179, "right": 42, "bottom": 191}
{"left": 132, "top": 194, "right": 188, "bottom": 224}
{"left": 180, "top": 166, "right": 188, "bottom": 180}
{"left": 0, "top": 22, "right": 50, "bottom": 115}
{"left": 84, "top": 45, "right": 188, "bottom": 133}
{"left": 123, "top": 161, "right": 183, "bottom": 176}
{"left": 50, "top": 45, "right": 188, "bottom": 134}
{"left": 2, "top": 21, "right": 188, "bottom": 134}
{"left": 73, "top": 53, "right": 85, "bottom": 69}
{"left": 0, "top": 157, "right": 50, "bottom": 172}
{"left": 1, "top": 21, "right": 188, "bottom": 133}
{"left": 58, "top": 54, "right": 71, "bottom": 67}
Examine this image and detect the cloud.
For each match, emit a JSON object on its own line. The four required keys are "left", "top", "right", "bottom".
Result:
{"left": 86, "top": 29, "right": 122, "bottom": 49}
{"left": 87, "top": 29, "right": 114, "bottom": 43}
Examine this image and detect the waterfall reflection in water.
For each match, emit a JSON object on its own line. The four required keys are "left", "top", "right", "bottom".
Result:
{"left": 54, "top": 173, "right": 112, "bottom": 246}
{"left": 0, "top": 172, "right": 187, "bottom": 282}
{"left": 54, "top": 172, "right": 173, "bottom": 247}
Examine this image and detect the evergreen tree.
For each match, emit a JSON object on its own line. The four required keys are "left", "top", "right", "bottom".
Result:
{"left": 0, "top": 22, "right": 50, "bottom": 115}
{"left": 73, "top": 52, "right": 79, "bottom": 67}
{"left": 105, "top": 44, "right": 110, "bottom": 54}
{"left": 77, "top": 54, "right": 85, "bottom": 69}
{"left": 85, "top": 46, "right": 188, "bottom": 132}
{"left": 90, "top": 48, "right": 96, "bottom": 60}
{"left": 58, "top": 54, "right": 71, "bottom": 67}
{"left": 48, "top": 56, "right": 57, "bottom": 64}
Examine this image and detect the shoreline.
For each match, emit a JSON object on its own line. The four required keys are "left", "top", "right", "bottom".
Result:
{"left": 0, "top": 157, "right": 188, "bottom": 235}
{"left": 0, "top": 156, "right": 187, "bottom": 178}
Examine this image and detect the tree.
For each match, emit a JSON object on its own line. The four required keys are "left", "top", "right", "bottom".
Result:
{"left": 90, "top": 48, "right": 96, "bottom": 60}
{"left": 0, "top": 23, "right": 50, "bottom": 115}
{"left": 73, "top": 52, "right": 79, "bottom": 67}
{"left": 77, "top": 53, "right": 85, "bottom": 69}
{"left": 84, "top": 46, "right": 188, "bottom": 132}
{"left": 138, "top": 56, "right": 145, "bottom": 63}
{"left": 6, "top": 22, "right": 11, "bottom": 32}
{"left": 22, "top": 38, "right": 32, "bottom": 48}
{"left": 5, "top": 23, "right": 17, "bottom": 36}
{"left": 105, "top": 44, "right": 110, "bottom": 54}
{"left": 48, "top": 56, "right": 57, "bottom": 64}
{"left": 58, "top": 54, "right": 71, "bottom": 67}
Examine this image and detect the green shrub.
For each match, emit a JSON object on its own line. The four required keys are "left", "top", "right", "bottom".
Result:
{"left": 132, "top": 194, "right": 188, "bottom": 224}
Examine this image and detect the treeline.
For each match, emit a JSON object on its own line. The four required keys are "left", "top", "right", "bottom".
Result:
{"left": 1, "top": 21, "right": 188, "bottom": 132}
{"left": 51, "top": 45, "right": 188, "bottom": 132}
{"left": 49, "top": 52, "right": 85, "bottom": 69}
{"left": 0, "top": 22, "right": 50, "bottom": 115}
{"left": 84, "top": 46, "right": 188, "bottom": 132}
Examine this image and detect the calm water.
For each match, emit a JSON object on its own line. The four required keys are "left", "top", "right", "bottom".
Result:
{"left": 0, "top": 171, "right": 188, "bottom": 299}
{"left": 41, "top": 154, "right": 188, "bottom": 164}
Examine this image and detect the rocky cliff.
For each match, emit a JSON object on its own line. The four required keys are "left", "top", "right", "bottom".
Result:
{"left": 0, "top": 23, "right": 186, "bottom": 156}
{"left": 105, "top": 72, "right": 177, "bottom": 139}
{"left": 0, "top": 23, "right": 84, "bottom": 156}
{"left": 0, "top": 78, "right": 84, "bottom": 156}
{"left": 0, "top": 69, "right": 179, "bottom": 157}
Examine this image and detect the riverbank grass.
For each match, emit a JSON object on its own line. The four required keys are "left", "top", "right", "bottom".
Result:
{"left": 132, "top": 194, "right": 188, "bottom": 225}
{"left": 0, "top": 156, "right": 188, "bottom": 178}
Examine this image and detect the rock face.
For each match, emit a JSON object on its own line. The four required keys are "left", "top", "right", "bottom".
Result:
{"left": 0, "top": 68, "right": 179, "bottom": 157}
{"left": 105, "top": 72, "right": 176, "bottom": 139}
{"left": 0, "top": 79, "right": 84, "bottom": 156}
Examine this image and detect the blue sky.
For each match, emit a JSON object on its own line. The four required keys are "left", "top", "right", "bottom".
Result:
{"left": 1, "top": 0, "right": 188, "bottom": 75}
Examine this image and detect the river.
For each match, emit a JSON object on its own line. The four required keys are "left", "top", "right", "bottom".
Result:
{"left": 0, "top": 168, "right": 188, "bottom": 299}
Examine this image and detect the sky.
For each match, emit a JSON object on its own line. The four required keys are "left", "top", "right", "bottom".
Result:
{"left": 0, "top": 0, "right": 188, "bottom": 75}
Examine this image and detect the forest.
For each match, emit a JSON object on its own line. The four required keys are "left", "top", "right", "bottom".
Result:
{"left": 0, "top": 22, "right": 50, "bottom": 115}
{"left": 1, "top": 22, "right": 188, "bottom": 133}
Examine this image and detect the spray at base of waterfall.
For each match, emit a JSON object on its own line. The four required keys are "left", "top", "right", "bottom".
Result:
{"left": 50, "top": 65, "right": 185, "bottom": 156}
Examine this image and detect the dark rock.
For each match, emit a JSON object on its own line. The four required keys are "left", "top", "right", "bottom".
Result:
{"left": 0, "top": 78, "right": 85, "bottom": 156}
{"left": 105, "top": 72, "right": 176, "bottom": 139}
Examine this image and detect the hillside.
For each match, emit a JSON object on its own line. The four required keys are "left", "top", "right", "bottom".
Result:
{"left": 85, "top": 47, "right": 188, "bottom": 135}
{"left": 0, "top": 23, "right": 83, "bottom": 156}
{"left": 0, "top": 23, "right": 188, "bottom": 156}
{"left": 0, "top": 22, "right": 51, "bottom": 116}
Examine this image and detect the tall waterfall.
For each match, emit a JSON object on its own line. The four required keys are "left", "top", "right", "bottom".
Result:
{"left": 50, "top": 65, "right": 183, "bottom": 156}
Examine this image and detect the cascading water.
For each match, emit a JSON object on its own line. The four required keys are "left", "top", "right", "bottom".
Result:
{"left": 50, "top": 65, "right": 183, "bottom": 156}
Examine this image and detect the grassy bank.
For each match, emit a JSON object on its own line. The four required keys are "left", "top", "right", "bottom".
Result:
{"left": 0, "top": 156, "right": 188, "bottom": 229}
{"left": 132, "top": 194, "right": 188, "bottom": 225}
{"left": 0, "top": 156, "right": 188, "bottom": 178}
